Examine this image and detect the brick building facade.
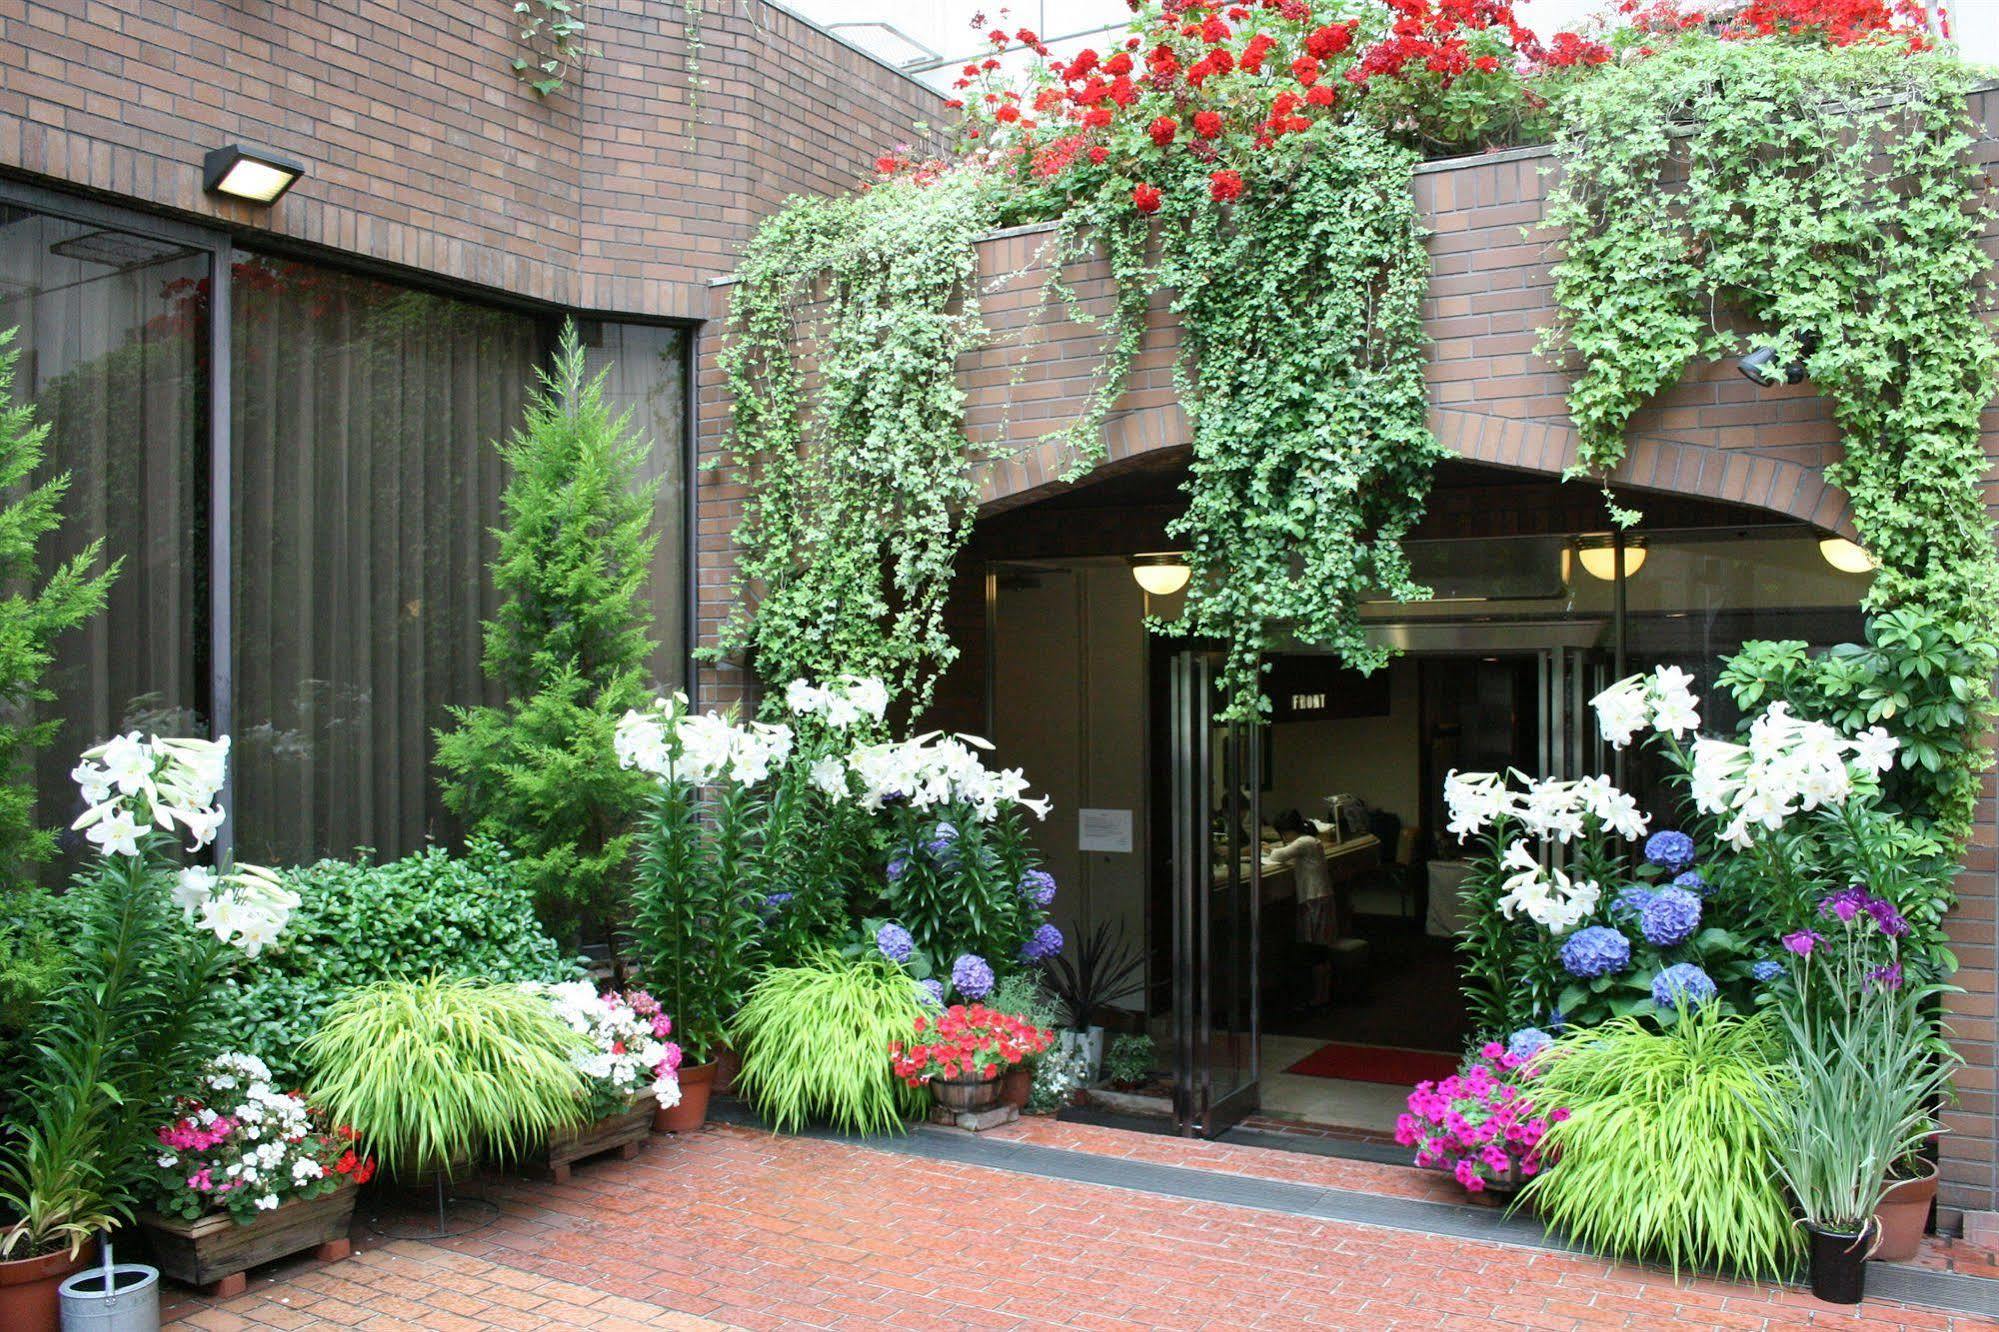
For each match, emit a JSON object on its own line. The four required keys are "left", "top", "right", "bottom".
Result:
{"left": 695, "top": 88, "right": 1999, "bottom": 1224}
{"left": 4, "top": 0, "right": 1996, "bottom": 1231}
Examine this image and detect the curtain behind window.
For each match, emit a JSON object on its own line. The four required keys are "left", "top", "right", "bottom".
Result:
{"left": 230, "top": 256, "right": 542, "bottom": 865}
{"left": 0, "top": 207, "right": 208, "bottom": 871}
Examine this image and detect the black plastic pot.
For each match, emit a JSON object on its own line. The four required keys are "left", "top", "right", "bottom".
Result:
{"left": 1806, "top": 1223, "right": 1875, "bottom": 1305}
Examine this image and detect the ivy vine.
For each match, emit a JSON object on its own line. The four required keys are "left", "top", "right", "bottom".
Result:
{"left": 511, "top": 0, "right": 591, "bottom": 98}
{"left": 712, "top": 168, "right": 1009, "bottom": 709}
{"left": 1541, "top": 36, "right": 1999, "bottom": 842}
{"left": 1158, "top": 127, "right": 1444, "bottom": 716}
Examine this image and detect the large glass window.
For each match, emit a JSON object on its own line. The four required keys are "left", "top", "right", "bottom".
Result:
{"left": 229, "top": 256, "right": 544, "bottom": 864}
{"left": 0, "top": 205, "right": 209, "bottom": 865}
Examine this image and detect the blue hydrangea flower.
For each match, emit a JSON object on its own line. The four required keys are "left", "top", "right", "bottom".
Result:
{"left": 1559, "top": 926, "right": 1632, "bottom": 979}
{"left": 923, "top": 822, "right": 961, "bottom": 864}
{"left": 913, "top": 978, "right": 944, "bottom": 1007}
{"left": 1672, "top": 870, "right": 1709, "bottom": 897}
{"left": 1544, "top": 1008, "right": 1568, "bottom": 1033}
{"left": 886, "top": 852, "right": 910, "bottom": 883}
{"left": 1652, "top": 962, "right": 1717, "bottom": 1009}
{"left": 759, "top": 890, "right": 794, "bottom": 920}
{"left": 875, "top": 921, "right": 914, "bottom": 964}
{"left": 1611, "top": 886, "right": 1657, "bottom": 919}
{"left": 1644, "top": 830, "right": 1697, "bottom": 874}
{"left": 1639, "top": 887, "right": 1702, "bottom": 949}
{"left": 1020, "top": 922, "right": 1064, "bottom": 962}
{"left": 951, "top": 952, "right": 995, "bottom": 1000}
{"left": 1749, "top": 959, "right": 1784, "bottom": 983}
{"left": 1019, "top": 869, "right": 1057, "bottom": 908}
{"left": 1507, "top": 1027, "right": 1553, "bottom": 1060}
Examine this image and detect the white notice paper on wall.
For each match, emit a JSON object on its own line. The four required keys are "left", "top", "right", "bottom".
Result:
{"left": 1078, "top": 808, "right": 1133, "bottom": 854}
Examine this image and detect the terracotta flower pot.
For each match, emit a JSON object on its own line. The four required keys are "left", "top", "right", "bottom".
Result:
{"left": 931, "top": 1073, "right": 1000, "bottom": 1115}
{"left": 1873, "top": 1163, "right": 1939, "bottom": 1263}
{"left": 999, "top": 1066, "right": 1032, "bottom": 1111}
{"left": 714, "top": 1044, "right": 742, "bottom": 1096}
{"left": 0, "top": 1238, "right": 98, "bottom": 1332}
{"left": 655, "top": 1060, "right": 716, "bottom": 1133}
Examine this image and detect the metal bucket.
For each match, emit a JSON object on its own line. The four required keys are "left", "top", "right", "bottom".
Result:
{"left": 57, "top": 1260, "right": 159, "bottom": 1332}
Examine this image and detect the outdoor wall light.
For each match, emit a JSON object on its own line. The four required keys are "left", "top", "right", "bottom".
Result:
{"left": 1129, "top": 552, "right": 1192, "bottom": 596}
{"left": 1738, "top": 331, "right": 1817, "bottom": 386}
{"left": 202, "top": 145, "right": 306, "bottom": 205}
{"left": 1819, "top": 537, "right": 1880, "bottom": 574}
{"left": 1568, "top": 534, "right": 1646, "bottom": 582}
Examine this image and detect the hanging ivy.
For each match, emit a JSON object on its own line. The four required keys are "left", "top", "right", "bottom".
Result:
{"left": 1159, "top": 128, "right": 1444, "bottom": 716}
{"left": 712, "top": 169, "right": 1009, "bottom": 709}
{"left": 1541, "top": 35, "right": 1999, "bottom": 841}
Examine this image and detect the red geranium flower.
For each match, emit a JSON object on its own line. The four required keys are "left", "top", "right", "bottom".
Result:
{"left": 1149, "top": 115, "right": 1179, "bottom": 146}
{"left": 1209, "top": 169, "right": 1245, "bottom": 202}
{"left": 1193, "top": 110, "right": 1223, "bottom": 139}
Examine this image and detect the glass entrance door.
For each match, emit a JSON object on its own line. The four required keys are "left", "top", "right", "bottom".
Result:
{"left": 1168, "top": 651, "right": 1260, "bottom": 1137}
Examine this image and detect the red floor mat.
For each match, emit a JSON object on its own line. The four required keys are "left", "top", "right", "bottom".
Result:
{"left": 1282, "top": 1041, "right": 1461, "bottom": 1085}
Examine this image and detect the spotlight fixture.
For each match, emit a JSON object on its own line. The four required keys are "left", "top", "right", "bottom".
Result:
{"left": 1129, "top": 552, "right": 1191, "bottom": 597}
{"left": 1569, "top": 533, "right": 1645, "bottom": 582}
{"left": 1818, "top": 537, "right": 1880, "bottom": 574}
{"left": 1737, "top": 331, "right": 1818, "bottom": 387}
{"left": 202, "top": 144, "right": 306, "bottom": 205}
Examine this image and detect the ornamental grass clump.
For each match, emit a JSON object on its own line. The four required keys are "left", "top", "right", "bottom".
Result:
{"left": 731, "top": 953, "right": 930, "bottom": 1135}
{"left": 303, "top": 976, "right": 588, "bottom": 1178}
{"left": 1521, "top": 1005, "right": 1800, "bottom": 1280}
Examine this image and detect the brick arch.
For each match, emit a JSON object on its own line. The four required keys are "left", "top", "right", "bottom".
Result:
{"left": 975, "top": 403, "right": 1859, "bottom": 538}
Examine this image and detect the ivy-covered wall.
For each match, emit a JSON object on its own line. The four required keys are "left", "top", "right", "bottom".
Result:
{"left": 694, "top": 82, "right": 1999, "bottom": 1223}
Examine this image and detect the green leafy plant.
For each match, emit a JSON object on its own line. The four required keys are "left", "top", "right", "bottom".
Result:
{"left": 730, "top": 952, "right": 927, "bottom": 1135}
{"left": 0, "top": 326, "right": 119, "bottom": 880}
{"left": 1522, "top": 1007, "right": 1800, "bottom": 1280}
{"left": 1721, "top": 608, "right": 1999, "bottom": 846}
{"left": 1044, "top": 918, "right": 1145, "bottom": 1031}
{"left": 1754, "top": 889, "right": 1959, "bottom": 1235}
{"left": 511, "top": 0, "right": 593, "bottom": 97}
{"left": 1102, "top": 1033, "right": 1155, "bottom": 1089}
{"left": 987, "top": 970, "right": 1062, "bottom": 1033}
{"left": 303, "top": 976, "right": 588, "bottom": 1178}
{"left": 435, "top": 320, "right": 661, "bottom": 949}
{"left": 209, "top": 841, "right": 582, "bottom": 1084}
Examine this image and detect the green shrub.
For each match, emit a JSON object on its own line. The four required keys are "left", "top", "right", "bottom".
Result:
{"left": 731, "top": 952, "right": 926, "bottom": 1135}
{"left": 1522, "top": 1007, "right": 1800, "bottom": 1280}
{"left": 987, "top": 971, "right": 1060, "bottom": 1032}
{"left": 434, "top": 321, "right": 660, "bottom": 948}
{"left": 0, "top": 887, "right": 70, "bottom": 1127}
{"left": 212, "top": 841, "right": 581, "bottom": 1083}
{"left": 1103, "top": 1034, "right": 1155, "bottom": 1088}
{"left": 303, "top": 976, "right": 587, "bottom": 1178}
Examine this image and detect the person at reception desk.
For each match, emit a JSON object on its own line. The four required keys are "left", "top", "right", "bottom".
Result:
{"left": 1268, "top": 809, "right": 1335, "bottom": 945}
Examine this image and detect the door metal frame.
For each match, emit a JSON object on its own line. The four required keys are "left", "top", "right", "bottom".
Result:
{"left": 1170, "top": 651, "right": 1261, "bottom": 1138}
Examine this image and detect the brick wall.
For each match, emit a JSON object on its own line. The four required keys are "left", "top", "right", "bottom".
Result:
{"left": 696, "top": 86, "right": 1999, "bottom": 1219}
{"left": 0, "top": 0, "right": 943, "bottom": 319}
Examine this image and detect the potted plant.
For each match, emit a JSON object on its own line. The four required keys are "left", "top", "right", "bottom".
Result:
{"left": 2, "top": 735, "right": 292, "bottom": 1330}
{"left": 1874, "top": 1146, "right": 1940, "bottom": 1264}
{"left": 136, "top": 1053, "right": 374, "bottom": 1296}
{"left": 890, "top": 1003, "right": 1051, "bottom": 1115}
{"left": 986, "top": 972, "right": 1062, "bottom": 1110}
{"left": 1043, "top": 919, "right": 1144, "bottom": 1081}
{"left": 524, "top": 984, "right": 681, "bottom": 1182}
{"left": 1395, "top": 1035, "right": 1560, "bottom": 1196}
{"left": 619, "top": 695, "right": 792, "bottom": 1133}
{"left": 1100, "top": 1034, "right": 1157, "bottom": 1092}
{"left": 1753, "top": 887, "right": 1959, "bottom": 1303}
{"left": 302, "top": 976, "right": 589, "bottom": 1184}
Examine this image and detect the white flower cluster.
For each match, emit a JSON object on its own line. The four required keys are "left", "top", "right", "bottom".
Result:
{"left": 1689, "top": 702, "right": 1898, "bottom": 849}
{"left": 171, "top": 865, "right": 299, "bottom": 958}
{"left": 1443, "top": 770, "right": 1649, "bottom": 845}
{"left": 528, "top": 982, "right": 681, "bottom": 1107}
{"left": 615, "top": 693, "right": 795, "bottom": 788}
{"left": 841, "top": 731, "right": 1051, "bottom": 822}
{"left": 784, "top": 675, "right": 890, "bottom": 730}
{"left": 1444, "top": 770, "right": 1648, "bottom": 937}
{"left": 1590, "top": 666, "right": 1702, "bottom": 750}
{"left": 157, "top": 1053, "right": 321, "bottom": 1214}
{"left": 71, "top": 733, "right": 231, "bottom": 855}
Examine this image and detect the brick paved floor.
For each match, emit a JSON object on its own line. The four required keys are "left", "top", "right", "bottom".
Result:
{"left": 161, "top": 1121, "right": 1996, "bottom": 1331}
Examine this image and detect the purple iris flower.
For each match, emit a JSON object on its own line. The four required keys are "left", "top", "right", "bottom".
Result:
{"left": 1781, "top": 929, "right": 1822, "bottom": 957}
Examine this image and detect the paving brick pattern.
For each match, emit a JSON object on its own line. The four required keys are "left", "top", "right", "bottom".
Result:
{"left": 161, "top": 1123, "right": 1996, "bottom": 1331}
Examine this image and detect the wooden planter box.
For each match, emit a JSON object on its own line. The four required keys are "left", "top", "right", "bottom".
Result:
{"left": 530, "top": 1093, "right": 655, "bottom": 1184}
{"left": 138, "top": 1181, "right": 356, "bottom": 1297}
